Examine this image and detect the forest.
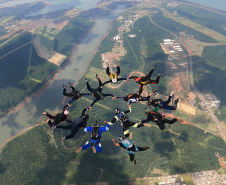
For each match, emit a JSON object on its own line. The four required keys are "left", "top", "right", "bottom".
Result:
{"left": 162, "top": 3, "right": 226, "bottom": 37}
{"left": 0, "top": 32, "right": 57, "bottom": 116}
{"left": 192, "top": 50, "right": 226, "bottom": 121}
{"left": 54, "top": 15, "right": 95, "bottom": 57}
{"left": 151, "top": 12, "right": 217, "bottom": 43}
{"left": 1, "top": 14, "right": 226, "bottom": 184}
{"left": 0, "top": 13, "right": 95, "bottom": 117}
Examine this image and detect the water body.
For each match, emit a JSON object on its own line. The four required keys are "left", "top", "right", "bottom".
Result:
{"left": 185, "top": 0, "right": 226, "bottom": 12}
{"left": 0, "top": 0, "right": 100, "bottom": 15}
{"left": 0, "top": 4, "right": 126, "bottom": 146}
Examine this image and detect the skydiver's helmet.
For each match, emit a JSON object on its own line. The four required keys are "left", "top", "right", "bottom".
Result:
{"left": 115, "top": 108, "right": 120, "bottom": 114}
{"left": 64, "top": 110, "right": 70, "bottom": 116}
{"left": 83, "top": 115, "right": 89, "bottom": 121}
{"left": 118, "top": 136, "right": 123, "bottom": 141}
{"left": 144, "top": 108, "right": 150, "bottom": 115}
{"left": 94, "top": 121, "right": 100, "bottom": 127}
{"left": 112, "top": 78, "right": 118, "bottom": 84}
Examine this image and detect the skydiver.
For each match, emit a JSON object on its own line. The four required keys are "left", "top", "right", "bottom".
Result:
{"left": 76, "top": 121, "right": 110, "bottom": 153}
{"left": 113, "top": 89, "right": 158, "bottom": 107}
{"left": 139, "top": 106, "right": 178, "bottom": 130}
{"left": 104, "top": 107, "right": 151, "bottom": 139}
{"left": 62, "top": 82, "right": 92, "bottom": 104}
{"left": 128, "top": 66, "right": 162, "bottom": 91}
{"left": 102, "top": 62, "right": 129, "bottom": 85}
{"left": 84, "top": 75, "right": 114, "bottom": 111}
{"left": 111, "top": 136, "right": 150, "bottom": 165}
{"left": 55, "top": 108, "right": 89, "bottom": 141}
{"left": 42, "top": 104, "right": 72, "bottom": 128}
{"left": 148, "top": 91, "right": 179, "bottom": 110}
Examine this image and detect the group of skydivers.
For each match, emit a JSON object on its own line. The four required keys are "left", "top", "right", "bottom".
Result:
{"left": 43, "top": 62, "right": 180, "bottom": 165}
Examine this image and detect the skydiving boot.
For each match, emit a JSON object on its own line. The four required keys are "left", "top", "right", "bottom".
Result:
{"left": 96, "top": 74, "right": 98, "bottom": 79}
{"left": 62, "top": 84, "right": 67, "bottom": 89}
{"left": 133, "top": 159, "right": 136, "bottom": 165}
{"left": 143, "top": 146, "right": 150, "bottom": 149}
{"left": 174, "top": 97, "right": 180, "bottom": 103}
{"left": 152, "top": 66, "right": 157, "bottom": 71}
{"left": 157, "top": 74, "right": 163, "bottom": 78}
{"left": 92, "top": 146, "right": 96, "bottom": 153}
{"left": 84, "top": 78, "right": 89, "bottom": 82}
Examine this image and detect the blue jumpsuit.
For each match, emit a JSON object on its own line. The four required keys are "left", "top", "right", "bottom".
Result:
{"left": 81, "top": 124, "right": 110, "bottom": 152}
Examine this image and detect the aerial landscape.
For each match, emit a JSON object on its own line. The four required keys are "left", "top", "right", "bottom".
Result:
{"left": 0, "top": 0, "right": 226, "bottom": 184}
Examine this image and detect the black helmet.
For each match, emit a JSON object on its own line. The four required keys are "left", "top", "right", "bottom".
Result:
{"left": 84, "top": 115, "right": 89, "bottom": 120}
{"left": 94, "top": 121, "right": 100, "bottom": 127}
{"left": 118, "top": 136, "right": 123, "bottom": 141}
{"left": 115, "top": 108, "right": 120, "bottom": 114}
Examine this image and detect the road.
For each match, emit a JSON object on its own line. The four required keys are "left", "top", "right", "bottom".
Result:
{"left": 148, "top": 14, "right": 226, "bottom": 141}
{"left": 182, "top": 40, "right": 226, "bottom": 141}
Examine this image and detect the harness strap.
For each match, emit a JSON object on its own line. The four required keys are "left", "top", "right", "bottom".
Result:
{"left": 89, "top": 140, "right": 100, "bottom": 147}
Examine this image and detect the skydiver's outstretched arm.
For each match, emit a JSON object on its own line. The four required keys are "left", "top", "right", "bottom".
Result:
{"left": 122, "top": 107, "right": 132, "bottom": 114}
{"left": 102, "top": 80, "right": 112, "bottom": 86}
{"left": 111, "top": 138, "right": 120, "bottom": 147}
{"left": 104, "top": 117, "right": 117, "bottom": 125}
{"left": 81, "top": 108, "right": 88, "bottom": 117}
{"left": 129, "top": 76, "right": 138, "bottom": 79}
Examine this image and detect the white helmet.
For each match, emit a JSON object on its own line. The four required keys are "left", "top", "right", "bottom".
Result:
{"left": 64, "top": 110, "right": 69, "bottom": 115}
{"left": 112, "top": 78, "right": 117, "bottom": 84}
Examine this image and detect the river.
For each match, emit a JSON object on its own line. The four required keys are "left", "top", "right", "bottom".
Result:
{"left": 0, "top": 4, "right": 127, "bottom": 146}
{"left": 0, "top": 0, "right": 101, "bottom": 15}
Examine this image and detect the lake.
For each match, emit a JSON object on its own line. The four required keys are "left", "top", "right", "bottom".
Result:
{"left": 0, "top": 4, "right": 127, "bottom": 146}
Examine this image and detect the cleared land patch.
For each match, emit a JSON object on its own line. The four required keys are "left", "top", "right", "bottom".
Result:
{"left": 163, "top": 10, "right": 226, "bottom": 42}
{"left": 185, "top": 40, "right": 223, "bottom": 56}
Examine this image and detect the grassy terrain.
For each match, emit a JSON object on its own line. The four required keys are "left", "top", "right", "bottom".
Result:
{"left": 162, "top": 3, "right": 226, "bottom": 39}
{"left": 1, "top": 11, "right": 226, "bottom": 184}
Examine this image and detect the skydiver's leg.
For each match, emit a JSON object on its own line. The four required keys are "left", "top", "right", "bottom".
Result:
{"left": 95, "top": 143, "right": 102, "bottom": 152}
{"left": 63, "top": 89, "right": 70, "bottom": 97}
{"left": 82, "top": 141, "right": 91, "bottom": 150}
{"left": 97, "top": 77, "right": 103, "bottom": 89}
{"left": 79, "top": 92, "right": 92, "bottom": 96}
{"left": 157, "top": 122, "right": 165, "bottom": 130}
{"left": 46, "top": 119, "right": 55, "bottom": 127}
{"left": 129, "top": 153, "right": 135, "bottom": 161}
{"left": 137, "top": 146, "right": 148, "bottom": 151}
{"left": 130, "top": 121, "right": 144, "bottom": 128}
{"left": 123, "top": 128, "right": 130, "bottom": 138}
{"left": 86, "top": 82, "right": 93, "bottom": 93}
{"left": 116, "top": 66, "right": 120, "bottom": 75}
{"left": 56, "top": 124, "right": 72, "bottom": 130}
{"left": 64, "top": 129, "right": 78, "bottom": 140}
{"left": 148, "top": 74, "right": 161, "bottom": 84}
{"left": 164, "top": 118, "right": 177, "bottom": 125}
{"left": 46, "top": 113, "right": 54, "bottom": 119}
{"left": 164, "top": 96, "right": 172, "bottom": 106}
{"left": 143, "top": 68, "right": 154, "bottom": 81}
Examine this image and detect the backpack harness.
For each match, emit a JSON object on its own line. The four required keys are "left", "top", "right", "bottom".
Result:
{"left": 120, "top": 139, "right": 138, "bottom": 154}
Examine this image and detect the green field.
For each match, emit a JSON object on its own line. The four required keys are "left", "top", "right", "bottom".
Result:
{"left": 1, "top": 10, "right": 226, "bottom": 184}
